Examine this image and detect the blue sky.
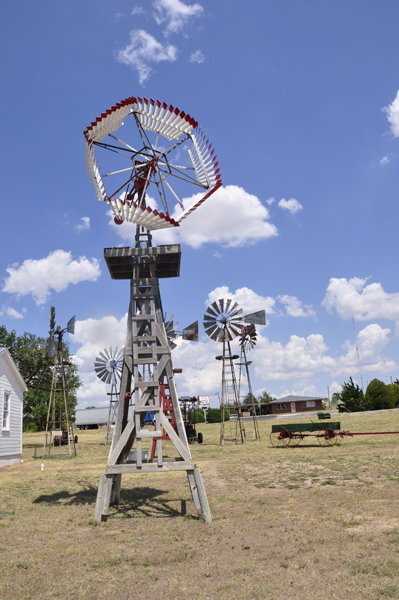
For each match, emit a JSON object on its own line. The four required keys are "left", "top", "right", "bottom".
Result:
{"left": 1, "top": 0, "right": 399, "bottom": 408}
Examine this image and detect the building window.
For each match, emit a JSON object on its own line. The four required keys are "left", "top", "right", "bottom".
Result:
{"left": 276, "top": 403, "right": 286, "bottom": 410}
{"left": 302, "top": 400, "right": 316, "bottom": 408}
{"left": 3, "top": 392, "right": 10, "bottom": 430}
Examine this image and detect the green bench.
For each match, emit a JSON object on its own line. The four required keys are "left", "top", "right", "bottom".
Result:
{"left": 317, "top": 412, "right": 331, "bottom": 420}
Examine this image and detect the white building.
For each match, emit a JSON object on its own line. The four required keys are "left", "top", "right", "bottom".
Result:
{"left": 0, "top": 348, "right": 27, "bottom": 468}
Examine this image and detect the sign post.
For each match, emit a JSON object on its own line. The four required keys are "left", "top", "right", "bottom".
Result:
{"left": 197, "top": 396, "right": 210, "bottom": 423}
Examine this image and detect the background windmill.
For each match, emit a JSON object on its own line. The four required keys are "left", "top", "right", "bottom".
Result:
{"left": 43, "top": 307, "right": 76, "bottom": 458}
{"left": 94, "top": 347, "right": 123, "bottom": 445}
{"left": 203, "top": 300, "right": 265, "bottom": 446}
{"left": 238, "top": 324, "right": 260, "bottom": 440}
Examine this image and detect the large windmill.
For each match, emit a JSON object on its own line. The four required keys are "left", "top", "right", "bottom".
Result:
{"left": 94, "top": 347, "right": 123, "bottom": 445}
{"left": 85, "top": 96, "right": 218, "bottom": 523}
{"left": 203, "top": 300, "right": 265, "bottom": 446}
{"left": 42, "top": 307, "right": 76, "bottom": 458}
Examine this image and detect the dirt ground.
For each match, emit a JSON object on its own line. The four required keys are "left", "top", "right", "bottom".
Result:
{"left": 1, "top": 410, "right": 399, "bottom": 599}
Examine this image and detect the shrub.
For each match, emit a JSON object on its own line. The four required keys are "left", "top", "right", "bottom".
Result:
{"left": 206, "top": 408, "right": 230, "bottom": 423}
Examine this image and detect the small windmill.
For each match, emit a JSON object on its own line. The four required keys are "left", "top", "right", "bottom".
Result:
{"left": 203, "top": 300, "right": 265, "bottom": 446}
{"left": 238, "top": 324, "right": 260, "bottom": 440}
{"left": 42, "top": 307, "right": 76, "bottom": 458}
{"left": 94, "top": 347, "right": 123, "bottom": 445}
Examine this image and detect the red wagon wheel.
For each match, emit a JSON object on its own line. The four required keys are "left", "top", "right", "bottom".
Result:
{"left": 317, "top": 428, "right": 337, "bottom": 446}
{"left": 291, "top": 432, "right": 303, "bottom": 446}
{"left": 270, "top": 427, "right": 291, "bottom": 447}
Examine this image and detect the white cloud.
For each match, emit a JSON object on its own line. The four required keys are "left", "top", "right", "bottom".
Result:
{"left": 0, "top": 306, "right": 26, "bottom": 319}
{"left": 254, "top": 322, "right": 395, "bottom": 383}
{"left": 111, "top": 186, "right": 278, "bottom": 249}
{"left": 206, "top": 286, "right": 275, "bottom": 316}
{"left": 322, "top": 277, "right": 399, "bottom": 321}
{"left": 382, "top": 90, "right": 399, "bottom": 137}
{"left": 70, "top": 287, "right": 398, "bottom": 406}
{"left": 277, "top": 295, "right": 316, "bottom": 318}
{"left": 153, "top": 0, "right": 203, "bottom": 35}
{"left": 190, "top": 49, "right": 205, "bottom": 63}
{"left": 75, "top": 216, "right": 90, "bottom": 232}
{"left": 153, "top": 185, "right": 279, "bottom": 248}
{"left": 278, "top": 197, "right": 303, "bottom": 214}
{"left": 266, "top": 197, "right": 275, "bottom": 206}
{"left": 2, "top": 250, "right": 101, "bottom": 306}
{"left": 172, "top": 338, "right": 221, "bottom": 396}
{"left": 132, "top": 6, "right": 146, "bottom": 15}
{"left": 255, "top": 333, "right": 335, "bottom": 381}
{"left": 205, "top": 287, "right": 315, "bottom": 320}
{"left": 116, "top": 29, "right": 178, "bottom": 84}
{"left": 380, "top": 154, "right": 390, "bottom": 165}
{"left": 335, "top": 323, "right": 395, "bottom": 377}
{"left": 73, "top": 315, "right": 127, "bottom": 404}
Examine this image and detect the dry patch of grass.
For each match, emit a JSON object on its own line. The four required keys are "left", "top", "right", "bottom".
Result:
{"left": 1, "top": 410, "right": 399, "bottom": 598}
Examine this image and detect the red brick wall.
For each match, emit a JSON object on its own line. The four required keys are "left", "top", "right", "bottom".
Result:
{"left": 270, "top": 400, "right": 324, "bottom": 414}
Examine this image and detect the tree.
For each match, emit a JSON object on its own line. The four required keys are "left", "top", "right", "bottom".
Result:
{"left": 243, "top": 392, "right": 256, "bottom": 406}
{"left": 331, "top": 392, "right": 341, "bottom": 406}
{"left": 364, "top": 379, "right": 395, "bottom": 411}
{"left": 387, "top": 382, "right": 399, "bottom": 408}
{"left": 338, "top": 377, "right": 365, "bottom": 412}
{"left": 0, "top": 325, "right": 81, "bottom": 431}
{"left": 258, "top": 390, "right": 275, "bottom": 404}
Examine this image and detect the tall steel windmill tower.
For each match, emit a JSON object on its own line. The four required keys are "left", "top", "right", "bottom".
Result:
{"left": 203, "top": 300, "right": 265, "bottom": 446}
{"left": 85, "top": 96, "right": 221, "bottom": 523}
{"left": 238, "top": 324, "right": 260, "bottom": 440}
{"left": 42, "top": 307, "right": 76, "bottom": 458}
{"left": 94, "top": 347, "right": 123, "bottom": 445}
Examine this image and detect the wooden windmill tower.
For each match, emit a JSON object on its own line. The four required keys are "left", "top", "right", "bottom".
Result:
{"left": 84, "top": 96, "right": 221, "bottom": 523}
{"left": 42, "top": 307, "right": 76, "bottom": 458}
{"left": 203, "top": 300, "right": 265, "bottom": 446}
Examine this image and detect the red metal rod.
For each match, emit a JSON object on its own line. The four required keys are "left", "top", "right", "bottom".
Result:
{"left": 339, "top": 430, "right": 399, "bottom": 437}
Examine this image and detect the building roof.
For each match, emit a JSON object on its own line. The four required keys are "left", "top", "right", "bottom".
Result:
{"left": 267, "top": 395, "right": 327, "bottom": 405}
{"left": 0, "top": 348, "right": 28, "bottom": 392}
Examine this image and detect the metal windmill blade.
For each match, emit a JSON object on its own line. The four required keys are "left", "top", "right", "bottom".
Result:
{"left": 165, "top": 315, "right": 179, "bottom": 350}
{"left": 47, "top": 333, "right": 55, "bottom": 358}
{"left": 182, "top": 321, "right": 198, "bottom": 342}
{"left": 94, "top": 347, "right": 124, "bottom": 385}
{"left": 241, "top": 310, "right": 266, "bottom": 326}
{"left": 47, "top": 306, "right": 56, "bottom": 357}
{"left": 239, "top": 324, "right": 257, "bottom": 350}
{"left": 67, "top": 316, "right": 75, "bottom": 335}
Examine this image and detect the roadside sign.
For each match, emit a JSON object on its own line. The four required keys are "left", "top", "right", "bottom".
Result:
{"left": 198, "top": 396, "right": 210, "bottom": 407}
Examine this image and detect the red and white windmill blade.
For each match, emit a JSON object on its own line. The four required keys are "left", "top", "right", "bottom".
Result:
{"left": 84, "top": 96, "right": 222, "bottom": 230}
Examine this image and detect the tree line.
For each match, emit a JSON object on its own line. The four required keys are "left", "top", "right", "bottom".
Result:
{"left": 0, "top": 325, "right": 81, "bottom": 431}
{"left": 333, "top": 377, "right": 399, "bottom": 412}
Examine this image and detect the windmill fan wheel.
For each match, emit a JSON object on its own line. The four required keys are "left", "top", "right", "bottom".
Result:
{"left": 94, "top": 347, "right": 123, "bottom": 384}
{"left": 203, "top": 299, "right": 245, "bottom": 342}
{"left": 239, "top": 324, "right": 257, "bottom": 350}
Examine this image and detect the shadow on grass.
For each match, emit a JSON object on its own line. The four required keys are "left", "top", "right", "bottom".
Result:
{"left": 33, "top": 482, "right": 196, "bottom": 519}
{"left": 109, "top": 487, "right": 198, "bottom": 520}
{"left": 33, "top": 479, "right": 98, "bottom": 505}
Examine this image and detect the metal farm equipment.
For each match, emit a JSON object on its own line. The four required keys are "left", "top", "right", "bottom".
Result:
{"left": 270, "top": 422, "right": 342, "bottom": 447}
{"left": 270, "top": 421, "right": 399, "bottom": 447}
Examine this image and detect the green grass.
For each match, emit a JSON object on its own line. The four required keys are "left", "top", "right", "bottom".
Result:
{"left": 1, "top": 410, "right": 399, "bottom": 599}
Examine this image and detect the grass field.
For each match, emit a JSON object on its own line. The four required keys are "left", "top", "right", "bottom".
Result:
{"left": 1, "top": 410, "right": 399, "bottom": 599}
